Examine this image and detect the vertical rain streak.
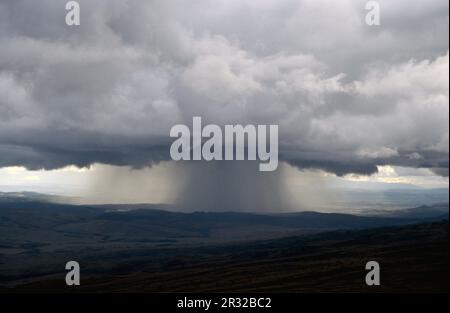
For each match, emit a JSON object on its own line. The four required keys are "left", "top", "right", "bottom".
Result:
{"left": 174, "top": 161, "right": 291, "bottom": 212}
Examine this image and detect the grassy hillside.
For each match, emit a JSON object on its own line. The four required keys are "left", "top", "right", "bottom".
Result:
{"left": 3, "top": 221, "right": 448, "bottom": 293}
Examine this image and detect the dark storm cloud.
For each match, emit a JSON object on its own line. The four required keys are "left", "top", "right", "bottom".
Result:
{"left": 0, "top": 130, "right": 170, "bottom": 170}
{"left": 0, "top": 0, "right": 448, "bottom": 177}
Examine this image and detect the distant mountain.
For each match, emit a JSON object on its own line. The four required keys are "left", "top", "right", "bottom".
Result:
{"left": 0, "top": 191, "right": 77, "bottom": 204}
{"left": 0, "top": 197, "right": 448, "bottom": 287}
{"left": 1, "top": 191, "right": 447, "bottom": 291}
{"left": 1, "top": 200, "right": 444, "bottom": 248}
{"left": 374, "top": 203, "right": 449, "bottom": 219}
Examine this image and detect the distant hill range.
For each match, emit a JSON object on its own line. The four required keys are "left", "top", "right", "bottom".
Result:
{"left": 0, "top": 192, "right": 448, "bottom": 290}
{"left": 0, "top": 195, "right": 448, "bottom": 246}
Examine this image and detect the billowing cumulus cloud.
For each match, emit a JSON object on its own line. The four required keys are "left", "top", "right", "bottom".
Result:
{"left": 0, "top": 0, "right": 448, "bottom": 180}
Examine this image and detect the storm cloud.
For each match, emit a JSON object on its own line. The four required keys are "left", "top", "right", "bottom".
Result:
{"left": 0, "top": 0, "right": 448, "bottom": 178}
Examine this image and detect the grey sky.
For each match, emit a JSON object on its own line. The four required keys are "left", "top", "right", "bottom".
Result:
{"left": 0, "top": 0, "right": 448, "bottom": 208}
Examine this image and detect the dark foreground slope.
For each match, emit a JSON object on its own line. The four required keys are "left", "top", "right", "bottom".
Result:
{"left": 5, "top": 221, "right": 448, "bottom": 293}
{"left": 1, "top": 200, "right": 447, "bottom": 286}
